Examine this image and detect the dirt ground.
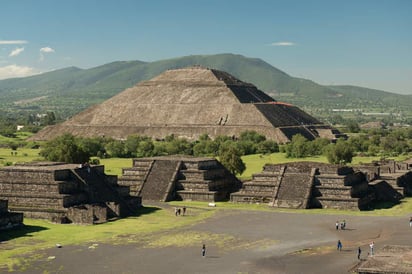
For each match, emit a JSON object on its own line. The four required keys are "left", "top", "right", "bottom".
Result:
{"left": 10, "top": 206, "right": 412, "bottom": 274}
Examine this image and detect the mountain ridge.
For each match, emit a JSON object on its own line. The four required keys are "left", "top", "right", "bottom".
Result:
{"left": 1, "top": 53, "right": 411, "bottom": 120}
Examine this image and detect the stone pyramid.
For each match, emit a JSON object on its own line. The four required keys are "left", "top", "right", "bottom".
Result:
{"left": 32, "top": 66, "right": 343, "bottom": 143}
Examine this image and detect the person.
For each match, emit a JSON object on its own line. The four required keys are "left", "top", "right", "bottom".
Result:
{"left": 357, "top": 247, "right": 362, "bottom": 260}
{"left": 369, "top": 241, "right": 374, "bottom": 256}
{"left": 177, "top": 208, "right": 181, "bottom": 216}
{"left": 337, "top": 240, "right": 342, "bottom": 251}
{"left": 174, "top": 207, "right": 178, "bottom": 216}
{"left": 409, "top": 216, "right": 412, "bottom": 228}
{"left": 202, "top": 244, "right": 206, "bottom": 257}
{"left": 336, "top": 221, "right": 339, "bottom": 230}
{"left": 340, "top": 220, "right": 346, "bottom": 230}
{"left": 183, "top": 206, "right": 186, "bottom": 216}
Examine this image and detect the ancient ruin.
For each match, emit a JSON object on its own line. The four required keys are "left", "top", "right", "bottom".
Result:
{"left": 0, "top": 199, "right": 23, "bottom": 230}
{"left": 354, "top": 245, "right": 412, "bottom": 274}
{"left": 231, "top": 161, "right": 409, "bottom": 210}
{"left": 118, "top": 156, "right": 241, "bottom": 202}
{"left": 31, "top": 66, "right": 344, "bottom": 143}
{"left": 0, "top": 162, "right": 141, "bottom": 224}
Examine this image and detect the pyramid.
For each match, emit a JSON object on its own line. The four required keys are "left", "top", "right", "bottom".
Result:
{"left": 31, "top": 67, "right": 343, "bottom": 143}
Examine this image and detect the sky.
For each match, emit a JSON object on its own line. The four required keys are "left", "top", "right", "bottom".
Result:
{"left": 1, "top": 0, "right": 411, "bottom": 94}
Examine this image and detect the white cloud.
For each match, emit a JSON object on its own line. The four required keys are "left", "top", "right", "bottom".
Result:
{"left": 0, "top": 64, "right": 38, "bottom": 80}
{"left": 0, "top": 40, "right": 28, "bottom": 45}
{"left": 270, "top": 41, "right": 296, "bottom": 46}
{"left": 39, "top": 47, "right": 55, "bottom": 61}
{"left": 40, "top": 47, "right": 55, "bottom": 53}
{"left": 9, "top": 47, "right": 24, "bottom": 57}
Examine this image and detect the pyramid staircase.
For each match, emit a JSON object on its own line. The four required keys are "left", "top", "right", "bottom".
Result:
{"left": 272, "top": 165, "right": 315, "bottom": 209}
{"left": 119, "top": 157, "right": 241, "bottom": 202}
{"left": 230, "top": 165, "right": 284, "bottom": 203}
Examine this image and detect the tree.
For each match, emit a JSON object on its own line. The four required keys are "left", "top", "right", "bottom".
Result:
{"left": 39, "top": 133, "right": 90, "bottom": 163}
{"left": 324, "top": 139, "right": 354, "bottom": 164}
{"left": 285, "top": 134, "right": 309, "bottom": 158}
{"left": 218, "top": 143, "right": 245, "bottom": 176}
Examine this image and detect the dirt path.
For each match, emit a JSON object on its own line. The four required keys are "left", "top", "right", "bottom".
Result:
{"left": 11, "top": 209, "right": 412, "bottom": 274}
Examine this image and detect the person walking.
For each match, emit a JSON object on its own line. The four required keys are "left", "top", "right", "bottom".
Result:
{"left": 337, "top": 240, "right": 342, "bottom": 251}
{"left": 409, "top": 216, "right": 412, "bottom": 228}
{"left": 202, "top": 244, "right": 206, "bottom": 257}
{"left": 336, "top": 221, "right": 339, "bottom": 230}
{"left": 357, "top": 247, "right": 362, "bottom": 260}
{"left": 369, "top": 241, "right": 374, "bottom": 256}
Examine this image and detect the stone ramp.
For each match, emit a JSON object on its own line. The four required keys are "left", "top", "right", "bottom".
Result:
{"left": 273, "top": 166, "right": 315, "bottom": 209}
{"left": 139, "top": 160, "right": 181, "bottom": 202}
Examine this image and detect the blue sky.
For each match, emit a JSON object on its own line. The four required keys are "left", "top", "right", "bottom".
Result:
{"left": 1, "top": 0, "right": 411, "bottom": 94}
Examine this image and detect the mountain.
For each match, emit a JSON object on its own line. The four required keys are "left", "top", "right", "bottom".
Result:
{"left": 1, "top": 53, "right": 411, "bottom": 120}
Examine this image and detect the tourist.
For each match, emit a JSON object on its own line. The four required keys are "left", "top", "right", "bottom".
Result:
{"left": 369, "top": 241, "right": 374, "bottom": 256}
{"left": 357, "top": 247, "right": 362, "bottom": 260}
{"left": 409, "top": 216, "right": 412, "bottom": 227}
{"left": 202, "top": 244, "right": 206, "bottom": 257}
{"left": 336, "top": 220, "right": 339, "bottom": 230}
{"left": 341, "top": 220, "right": 346, "bottom": 230}
{"left": 177, "top": 208, "right": 181, "bottom": 216}
{"left": 174, "top": 207, "right": 178, "bottom": 216}
{"left": 337, "top": 240, "right": 342, "bottom": 251}
{"left": 183, "top": 206, "right": 186, "bottom": 216}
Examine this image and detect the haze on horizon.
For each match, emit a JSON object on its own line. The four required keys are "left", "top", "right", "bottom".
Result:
{"left": 1, "top": 0, "right": 411, "bottom": 95}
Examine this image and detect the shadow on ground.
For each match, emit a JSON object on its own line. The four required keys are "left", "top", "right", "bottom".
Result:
{"left": 132, "top": 206, "right": 162, "bottom": 217}
{"left": 0, "top": 224, "right": 48, "bottom": 242}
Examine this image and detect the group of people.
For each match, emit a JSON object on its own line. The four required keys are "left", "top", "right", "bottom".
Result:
{"left": 174, "top": 206, "right": 186, "bottom": 216}
{"left": 335, "top": 220, "right": 346, "bottom": 230}
{"left": 335, "top": 219, "right": 376, "bottom": 260}
{"left": 337, "top": 240, "right": 364, "bottom": 260}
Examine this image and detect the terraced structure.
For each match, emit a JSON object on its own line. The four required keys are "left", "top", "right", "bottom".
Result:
{"left": 31, "top": 66, "right": 344, "bottom": 143}
{"left": 231, "top": 161, "right": 409, "bottom": 210}
{"left": 0, "top": 162, "right": 141, "bottom": 224}
{"left": 118, "top": 156, "right": 241, "bottom": 202}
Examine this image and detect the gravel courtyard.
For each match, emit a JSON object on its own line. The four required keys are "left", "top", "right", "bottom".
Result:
{"left": 10, "top": 205, "right": 412, "bottom": 274}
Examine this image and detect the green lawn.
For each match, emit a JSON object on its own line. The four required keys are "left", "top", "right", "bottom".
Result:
{"left": 0, "top": 148, "right": 42, "bottom": 166}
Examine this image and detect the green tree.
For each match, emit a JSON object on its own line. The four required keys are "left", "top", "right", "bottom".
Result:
{"left": 218, "top": 143, "right": 245, "bottom": 175}
{"left": 324, "top": 139, "right": 354, "bottom": 164}
{"left": 285, "top": 134, "right": 309, "bottom": 158}
{"left": 136, "top": 140, "right": 155, "bottom": 157}
{"left": 40, "top": 133, "right": 90, "bottom": 163}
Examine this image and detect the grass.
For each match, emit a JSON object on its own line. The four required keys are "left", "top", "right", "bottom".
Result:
{"left": 0, "top": 148, "right": 42, "bottom": 166}
{"left": 2, "top": 195, "right": 412, "bottom": 270}
{"left": 0, "top": 205, "right": 215, "bottom": 271}
{"left": 98, "top": 158, "right": 133, "bottom": 176}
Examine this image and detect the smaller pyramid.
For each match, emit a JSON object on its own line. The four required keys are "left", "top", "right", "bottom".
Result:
{"left": 32, "top": 66, "right": 343, "bottom": 143}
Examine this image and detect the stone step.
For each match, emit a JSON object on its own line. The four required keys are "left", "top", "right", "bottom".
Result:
{"left": 230, "top": 193, "right": 274, "bottom": 203}
{"left": 9, "top": 205, "right": 67, "bottom": 213}
{"left": 176, "top": 190, "right": 218, "bottom": 202}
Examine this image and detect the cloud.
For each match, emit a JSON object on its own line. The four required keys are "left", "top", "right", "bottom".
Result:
{"left": 9, "top": 47, "right": 24, "bottom": 57}
{"left": 40, "top": 47, "right": 55, "bottom": 53}
{"left": 0, "top": 64, "right": 38, "bottom": 80}
{"left": 270, "top": 41, "right": 296, "bottom": 46}
{"left": 0, "top": 40, "right": 28, "bottom": 45}
{"left": 39, "top": 47, "right": 55, "bottom": 61}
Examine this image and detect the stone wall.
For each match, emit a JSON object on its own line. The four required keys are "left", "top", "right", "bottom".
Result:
{"left": 0, "top": 162, "right": 141, "bottom": 224}
{"left": 0, "top": 199, "right": 24, "bottom": 230}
